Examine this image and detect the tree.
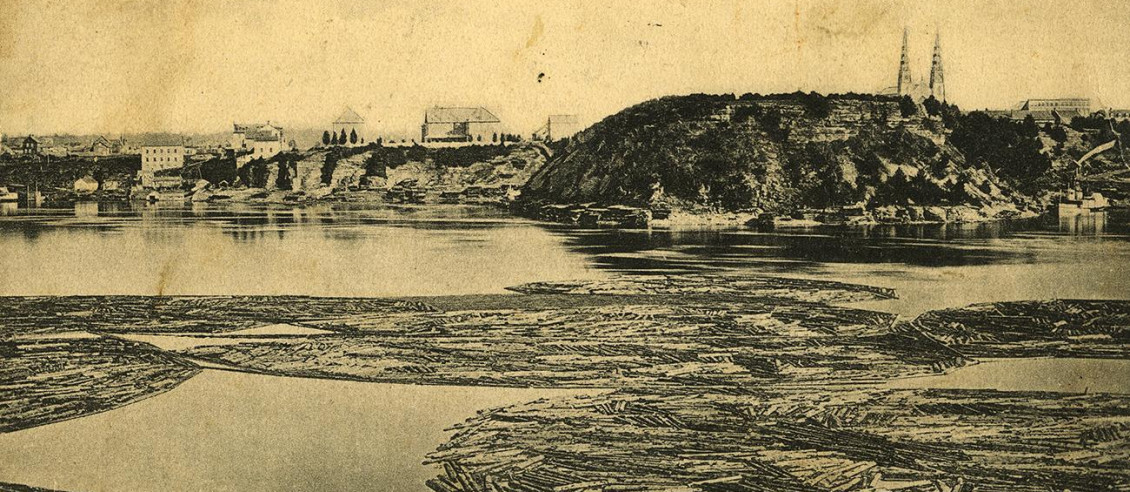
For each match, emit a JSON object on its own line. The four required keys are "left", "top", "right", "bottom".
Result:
{"left": 350, "top": 129, "right": 358, "bottom": 145}
{"left": 1048, "top": 125, "right": 1068, "bottom": 144}
{"left": 331, "top": 132, "right": 339, "bottom": 145}
{"left": 800, "top": 92, "right": 831, "bottom": 119}
{"left": 899, "top": 95, "right": 918, "bottom": 117}
{"left": 322, "top": 131, "right": 331, "bottom": 146}
{"left": 339, "top": 129, "right": 348, "bottom": 145}
{"left": 923, "top": 96, "right": 942, "bottom": 116}
{"left": 1020, "top": 115, "right": 1039, "bottom": 138}
{"left": 492, "top": 132, "right": 498, "bottom": 143}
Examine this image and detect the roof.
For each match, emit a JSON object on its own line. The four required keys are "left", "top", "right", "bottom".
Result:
{"left": 425, "top": 107, "right": 500, "bottom": 124}
{"left": 234, "top": 122, "right": 283, "bottom": 134}
{"left": 23, "top": 136, "right": 39, "bottom": 144}
{"left": 91, "top": 136, "right": 111, "bottom": 147}
{"left": 1019, "top": 98, "right": 1091, "bottom": 110}
{"left": 138, "top": 134, "right": 187, "bottom": 147}
{"left": 334, "top": 107, "right": 365, "bottom": 124}
{"left": 244, "top": 124, "right": 283, "bottom": 142}
{"left": 246, "top": 130, "right": 282, "bottom": 142}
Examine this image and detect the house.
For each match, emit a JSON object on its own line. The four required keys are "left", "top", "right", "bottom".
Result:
{"left": 139, "top": 136, "right": 186, "bottom": 187}
{"left": 90, "top": 136, "right": 112, "bottom": 156}
{"left": 231, "top": 122, "right": 283, "bottom": 150}
{"left": 332, "top": 107, "right": 366, "bottom": 145}
{"left": 247, "top": 125, "right": 286, "bottom": 159}
{"left": 74, "top": 175, "right": 100, "bottom": 194}
{"left": 231, "top": 123, "right": 286, "bottom": 162}
{"left": 421, "top": 107, "right": 502, "bottom": 145}
{"left": 42, "top": 145, "right": 69, "bottom": 158}
{"left": 21, "top": 136, "right": 39, "bottom": 156}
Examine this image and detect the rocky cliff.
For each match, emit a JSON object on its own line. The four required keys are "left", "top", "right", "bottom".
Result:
{"left": 521, "top": 93, "right": 1031, "bottom": 220}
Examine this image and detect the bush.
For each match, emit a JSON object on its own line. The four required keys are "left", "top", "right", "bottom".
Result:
{"left": 899, "top": 95, "right": 918, "bottom": 117}
{"left": 799, "top": 92, "right": 831, "bottom": 119}
{"left": 923, "top": 96, "right": 942, "bottom": 116}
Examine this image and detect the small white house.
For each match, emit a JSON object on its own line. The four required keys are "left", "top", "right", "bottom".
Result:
{"left": 74, "top": 175, "right": 99, "bottom": 194}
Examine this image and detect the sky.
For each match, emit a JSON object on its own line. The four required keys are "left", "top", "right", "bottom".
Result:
{"left": 1, "top": 0, "right": 1129, "bottom": 137}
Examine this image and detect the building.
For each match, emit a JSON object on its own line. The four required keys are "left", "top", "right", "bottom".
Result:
{"left": 231, "top": 123, "right": 284, "bottom": 150}
{"left": 332, "top": 107, "right": 366, "bottom": 145}
{"left": 991, "top": 99, "right": 1092, "bottom": 124}
{"left": 89, "top": 136, "right": 112, "bottom": 156}
{"left": 21, "top": 136, "right": 39, "bottom": 156}
{"left": 139, "top": 136, "right": 186, "bottom": 187}
{"left": 74, "top": 175, "right": 99, "bottom": 194}
{"left": 421, "top": 107, "right": 502, "bottom": 144}
{"left": 535, "top": 115, "right": 581, "bottom": 142}
{"left": 881, "top": 29, "right": 946, "bottom": 102}
{"left": 231, "top": 122, "right": 286, "bottom": 160}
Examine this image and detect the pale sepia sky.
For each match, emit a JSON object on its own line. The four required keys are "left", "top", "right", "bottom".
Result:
{"left": 1, "top": 0, "right": 1128, "bottom": 136}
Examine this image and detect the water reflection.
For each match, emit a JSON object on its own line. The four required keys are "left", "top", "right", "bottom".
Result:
{"left": 0, "top": 202, "right": 1127, "bottom": 316}
{"left": 0, "top": 203, "right": 601, "bottom": 297}
{"left": 1058, "top": 212, "right": 1107, "bottom": 236}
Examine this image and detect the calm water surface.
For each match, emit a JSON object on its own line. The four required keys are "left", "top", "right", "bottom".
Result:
{"left": 0, "top": 202, "right": 1127, "bottom": 317}
{"left": 0, "top": 370, "right": 595, "bottom": 492}
{"left": 1, "top": 202, "right": 1128, "bottom": 491}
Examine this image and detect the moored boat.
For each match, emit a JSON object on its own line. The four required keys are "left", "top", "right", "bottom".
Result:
{"left": 0, "top": 187, "right": 18, "bottom": 202}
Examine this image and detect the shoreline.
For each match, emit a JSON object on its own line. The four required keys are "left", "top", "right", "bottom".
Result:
{"left": 514, "top": 200, "right": 1047, "bottom": 229}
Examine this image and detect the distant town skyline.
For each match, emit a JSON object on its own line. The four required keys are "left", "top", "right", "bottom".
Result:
{"left": 2, "top": 0, "right": 1129, "bottom": 136}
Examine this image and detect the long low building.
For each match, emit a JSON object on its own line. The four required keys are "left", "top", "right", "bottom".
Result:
{"left": 989, "top": 98, "right": 1092, "bottom": 124}
{"left": 421, "top": 107, "right": 502, "bottom": 145}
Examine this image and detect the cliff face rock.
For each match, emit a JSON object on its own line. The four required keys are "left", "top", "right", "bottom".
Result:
{"left": 293, "top": 151, "right": 330, "bottom": 191}
{"left": 522, "top": 93, "right": 1026, "bottom": 215}
{"left": 329, "top": 153, "right": 367, "bottom": 189}
{"left": 284, "top": 143, "right": 549, "bottom": 197}
{"left": 376, "top": 143, "right": 549, "bottom": 192}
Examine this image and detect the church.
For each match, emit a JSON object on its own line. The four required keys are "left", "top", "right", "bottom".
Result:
{"left": 881, "top": 28, "right": 946, "bottom": 102}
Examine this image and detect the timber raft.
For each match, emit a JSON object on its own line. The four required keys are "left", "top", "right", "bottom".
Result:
{"left": 1, "top": 275, "right": 1128, "bottom": 490}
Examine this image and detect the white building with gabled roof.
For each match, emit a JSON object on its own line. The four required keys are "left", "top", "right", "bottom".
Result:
{"left": 421, "top": 106, "right": 502, "bottom": 145}
{"left": 332, "top": 107, "right": 366, "bottom": 145}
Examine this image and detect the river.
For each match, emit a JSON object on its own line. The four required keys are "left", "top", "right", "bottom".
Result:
{"left": 0, "top": 201, "right": 1128, "bottom": 490}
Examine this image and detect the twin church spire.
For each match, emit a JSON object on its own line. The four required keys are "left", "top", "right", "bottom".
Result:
{"left": 897, "top": 28, "right": 945, "bottom": 101}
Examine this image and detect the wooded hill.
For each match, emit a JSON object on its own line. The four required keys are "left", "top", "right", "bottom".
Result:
{"left": 522, "top": 92, "right": 1124, "bottom": 214}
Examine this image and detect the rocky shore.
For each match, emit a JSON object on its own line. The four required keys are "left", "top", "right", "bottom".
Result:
{"left": 513, "top": 200, "right": 1041, "bottom": 229}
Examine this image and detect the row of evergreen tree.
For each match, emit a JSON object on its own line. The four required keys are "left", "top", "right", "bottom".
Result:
{"left": 322, "top": 129, "right": 362, "bottom": 146}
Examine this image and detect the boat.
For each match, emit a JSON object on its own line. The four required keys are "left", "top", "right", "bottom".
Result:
{"left": 0, "top": 187, "right": 18, "bottom": 202}
{"left": 1058, "top": 135, "right": 1121, "bottom": 217}
{"left": 1057, "top": 186, "right": 1109, "bottom": 217}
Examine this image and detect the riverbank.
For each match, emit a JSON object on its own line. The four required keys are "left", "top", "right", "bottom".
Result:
{"left": 514, "top": 200, "right": 1043, "bottom": 229}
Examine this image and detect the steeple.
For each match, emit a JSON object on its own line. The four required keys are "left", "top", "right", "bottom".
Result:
{"left": 897, "top": 28, "right": 913, "bottom": 95}
{"left": 930, "top": 32, "right": 946, "bottom": 101}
